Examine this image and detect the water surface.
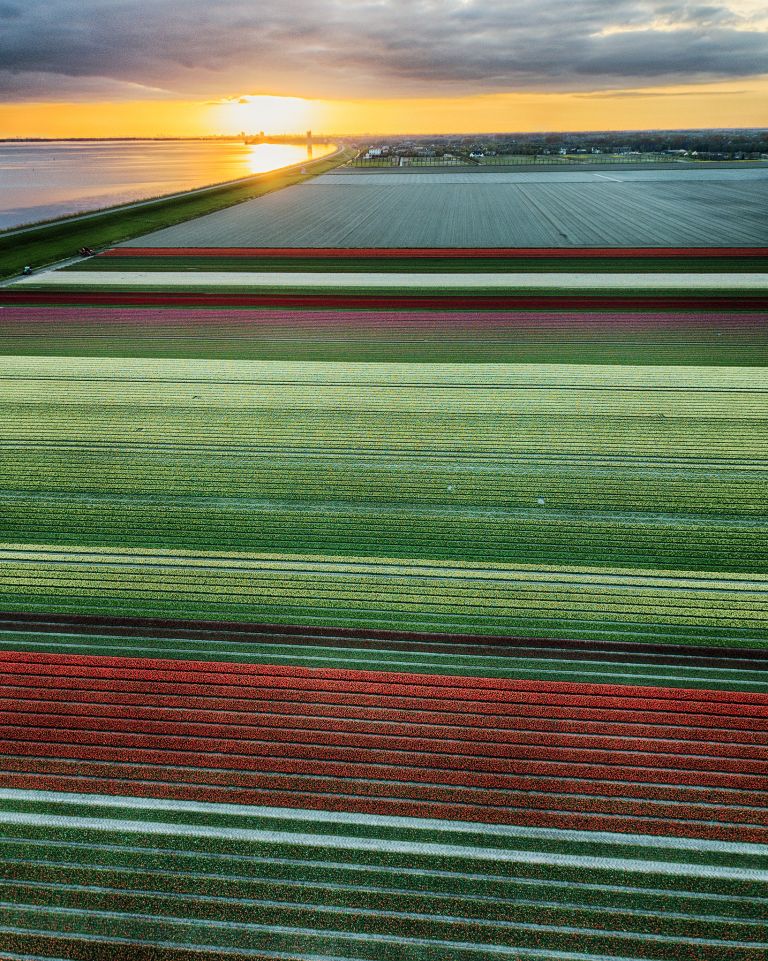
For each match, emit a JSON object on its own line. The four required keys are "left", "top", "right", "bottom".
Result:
{"left": 0, "top": 140, "right": 334, "bottom": 230}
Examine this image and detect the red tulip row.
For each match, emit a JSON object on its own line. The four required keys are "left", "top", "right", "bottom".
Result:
{"left": 1, "top": 651, "right": 765, "bottom": 841}
{"left": 3, "top": 290, "right": 766, "bottom": 309}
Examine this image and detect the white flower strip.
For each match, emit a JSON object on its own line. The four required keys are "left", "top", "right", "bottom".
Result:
{"left": 1, "top": 804, "right": 766, "bottom": 883}
{"left": 13, "top": 270, "right": 768, "bottom": 289}
{"left": 2, "top": 787, "right": 761, "bottom": 854}
{"left": 2, "top": 811, "right": 765, "bottom": 882}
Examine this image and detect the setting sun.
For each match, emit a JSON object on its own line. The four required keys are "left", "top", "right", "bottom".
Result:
{"left": 214, "top": 95, "right": 314, "bottom": 135}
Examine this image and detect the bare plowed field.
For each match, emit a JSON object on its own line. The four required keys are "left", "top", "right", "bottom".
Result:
{"left": 121, "top": 167, "right": 768, "bottom": 248}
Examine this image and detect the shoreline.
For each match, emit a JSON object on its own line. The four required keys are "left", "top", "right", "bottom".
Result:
{"left": 0, "top": 144, "right": 348, "bottom": 281}
{"left": 0, "top": 143, "right": 342, "bottom": 239}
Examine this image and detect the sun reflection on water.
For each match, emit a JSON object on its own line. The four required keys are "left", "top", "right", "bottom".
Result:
{"left": 244, "top": 142, "right": 334, "bottom": 175}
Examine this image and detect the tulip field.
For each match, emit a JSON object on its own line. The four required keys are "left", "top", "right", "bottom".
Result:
{"left": 2, "top": 306, "right": 768, "bottom": 365}
{"left": 0, "top": 223, "right": 766, "bottom": 959}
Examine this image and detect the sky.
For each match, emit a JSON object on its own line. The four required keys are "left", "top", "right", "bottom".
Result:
{"left": 1, "top": 0, "right": 766, "bottom": 136}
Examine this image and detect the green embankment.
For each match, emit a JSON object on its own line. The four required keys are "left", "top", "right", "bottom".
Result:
{"left": 0, "top": 147, "right": 350, "bottom": 281}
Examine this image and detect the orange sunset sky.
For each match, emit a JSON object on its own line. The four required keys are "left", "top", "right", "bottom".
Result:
{"left": 1, "top": 81, "right": 767, "bottom": 138}
{"left": 1, "top": 1, "right": 766, "bottom": 136}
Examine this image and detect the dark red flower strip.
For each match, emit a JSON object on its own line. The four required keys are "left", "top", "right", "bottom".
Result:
{"left": 2, "top": 291, "right": 766, "bottom": 309}
{"left": 101, "top": 246, "right": 768, "bottom": 258}
{"left": 2, "top": 306, "right": 765, "bottom": 329}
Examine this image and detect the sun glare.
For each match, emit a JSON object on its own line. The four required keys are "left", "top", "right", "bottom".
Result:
{"left": 214, "top": 95, "right": 314, "bottom": 135}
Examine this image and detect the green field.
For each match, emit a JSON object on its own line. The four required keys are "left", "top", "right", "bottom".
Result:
{"left": 1, "top": 309, "right": 765, "bottom": 367}
{"left": 0, "top": 357, "right": 765, "bottom": 647}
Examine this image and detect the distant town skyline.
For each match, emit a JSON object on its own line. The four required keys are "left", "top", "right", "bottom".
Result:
{"left": 1, "top": 1, "right": 766, "bottom": 136}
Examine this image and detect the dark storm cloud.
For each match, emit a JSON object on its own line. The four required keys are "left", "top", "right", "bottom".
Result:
{"left": 1, "top": 0, "right": 766, "bottom": 99}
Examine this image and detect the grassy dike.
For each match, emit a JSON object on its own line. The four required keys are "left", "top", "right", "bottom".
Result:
{"left": 0, "top": 145, "right": 351, "bottom": 281}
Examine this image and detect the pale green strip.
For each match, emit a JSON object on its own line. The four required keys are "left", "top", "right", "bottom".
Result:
{"left": 1, "top": 356, "right": 766, "bottom": 390}
{"left": 1, "top": 542, "right": 764, "bottom": 589}
{"left": 13, "top": 271, "right": 768, "bottom": 289}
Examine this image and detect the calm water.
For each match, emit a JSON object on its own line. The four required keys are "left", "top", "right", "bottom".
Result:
{"left": 0, "top": 140, "right": 335, "bottom": 231}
